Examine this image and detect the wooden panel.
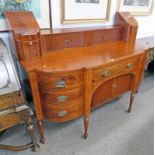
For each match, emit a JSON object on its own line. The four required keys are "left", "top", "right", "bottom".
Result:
{"left": 43, "top": 32, "right": 85, "bottom": 51}
{"left": 92, "top": 28, "right": 122, "bottom": 44}
{"left": 115, "top": 12, "right": 138, "bottom": 43}
{"left": 91, "top": 79, "right": 113, "bottom": 108}
{"left": 112, "top": 74, "right": 132, "bottom": 97}
{"left": 4, "top": 12, "right": 42, "bottom": 61}
{"left": 42, "top": 27, "right": 123, "bottom": 50}
{"left": 0, "top": 91, "right": 23, "bottom": 110}
{"left": 0, "top": 105, "right": 30, "bottom": 132}
{"left": 14, "top": 35, "right": 42, "bottom": 60}
{"left": 44, "top": 101, "right": 83, "bottom": 122}
{"left": 0, "top": 113, "right": 20, "bottom": 131}
{"left": 92, "top": 74, "right": 133, "bottom": 109}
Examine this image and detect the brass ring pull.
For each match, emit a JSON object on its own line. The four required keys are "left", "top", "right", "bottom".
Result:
{"left": 55, "top": 79, "right": 66, "bottom": 88}
{"left": 127, "top": 63, "right": 133, "bottom": 68}
{"left": 102, "top": 69, "right": 110, "bottom": 77}
{"left": 58, "top": 111, "right": 68, "bottom": 117}
{"left": 57, "top": 96, "right": 68, "bottom": 103}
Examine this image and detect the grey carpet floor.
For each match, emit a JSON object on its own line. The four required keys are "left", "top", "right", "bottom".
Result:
{"left": 0, "top": 76, "right": 154, "bottom": 155}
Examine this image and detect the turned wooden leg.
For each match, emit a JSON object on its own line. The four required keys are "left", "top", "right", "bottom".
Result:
{"left": 37, "top": 120, "right": 45, "bottom": 144}
{"left": 27, "top": 118, "right": 40, "bottom": 151}
{"left": 128, "top": 93, "right": 135, "bottom": 113}
{"left": 83, "top": 117, "right": 89, "bottom": 139}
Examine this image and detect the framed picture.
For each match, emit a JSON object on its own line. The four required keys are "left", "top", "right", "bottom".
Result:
{"left": 62, "top": 0, "right": 111, "bottom": 24}
{"left": 0, "top": 0, "right": 52, "bottom": 31}
{"left": 117, "top": 0, "right": 154, "bottom": 15}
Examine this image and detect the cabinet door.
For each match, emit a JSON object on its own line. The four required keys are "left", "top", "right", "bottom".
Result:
{"left": 92, "top": 74, "right": 132, "bottom": 108}
{"left": 112, "top": 74, "right": 132, "bottom": 98}
{"left": 91, "top": 79, "right": 113, "bottom": 108}
{"left": 92, "top": 28, "right": 122, "bottom": 45}
{"left": 44, "top": 32, "right": 85, "bottom": 51}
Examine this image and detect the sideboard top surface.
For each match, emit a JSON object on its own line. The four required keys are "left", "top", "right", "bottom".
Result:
{"left": 21, "top": 38, "right": 152, "bottom": 72}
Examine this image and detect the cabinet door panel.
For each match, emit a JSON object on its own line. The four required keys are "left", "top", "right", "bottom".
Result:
{"left": 112, "top": 74, "right": 132, "bottom": 97}
{"left": 92, "top": 28, "right": 122, "bottom": 44}
{"left": 92, "top": 74, "right": 132, "bottom": 109}
{"left": 44, "top": 32, "right": 84, "bottom": 51}
{"left": 91, "top": 79, "right": 113, "bottom": 108}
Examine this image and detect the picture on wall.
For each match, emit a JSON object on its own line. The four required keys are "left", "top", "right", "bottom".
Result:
{"left": 117, "top": 0, "right": 154, "bottom": 15}
{"left": 0, "top": 0, "right": 51, "bottom": 31}
{"left": 124, "top": 0, "right": 149, "bottom": 6}
{"left": 76, "top": 0, "right": 99, "bottom": 3}
{"left": 62, "top": 0, "right": 111, "bottom": 24}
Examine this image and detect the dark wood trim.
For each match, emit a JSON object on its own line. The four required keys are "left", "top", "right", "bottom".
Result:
{"left": 49, "top": 0, "right": 52, "bottom": 29}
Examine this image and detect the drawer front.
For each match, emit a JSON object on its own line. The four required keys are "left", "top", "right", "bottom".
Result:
{"left": 22, "top": 40, "right": 41, "bottom": 58}
{"left": 92, "top": 29, "right": 122, "bottom": 44}
{"left": 0, "top": 113, "right": 20, "bottom": 132}
{"left": 93, "top": 57, "right": 140, "bottom": 81}
{"left": 0, "top": 105, "right": 29, "bottom": 132}
{"left": 0, "top": 91, "right": 23, "bottom": 110}
{"left": 37, "top": 71, "right": 84, "bottom": 90}
{"left": 14, "top": 33, "right": 40, "bottom": 41}
{"left": 15, "top": 34, "right": 41, "bottom": 60}
{"left": 44, "top": 101, "right": 83, "bottom": 122}
{"left": 45, "top": 32, "right": 85, "bottom": 51}
{"left": 41, "top": 87, "right": 83, "bottom": 105}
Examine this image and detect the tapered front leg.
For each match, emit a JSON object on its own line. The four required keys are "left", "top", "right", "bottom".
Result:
{"left": 83, "top": 69, "right": 93, "bottom": 139}
{"left": 128, "top": 93, "right": 135, "bottom": 113}
{"left": 84, "top": 117, "right": 89, "bottom": 139}
{"left": 37, "top": 120, "right": 45, "bottom": 144}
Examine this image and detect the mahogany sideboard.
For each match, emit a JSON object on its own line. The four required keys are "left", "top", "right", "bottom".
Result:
{"left": 5, "top": 11, "right": 151, "bottom": 144}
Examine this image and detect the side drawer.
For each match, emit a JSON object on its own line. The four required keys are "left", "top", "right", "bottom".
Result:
{"left": 44, "top": 101, "right": 83, "bottom": 122}
{"left": 37, "top": 70, "right": 84, "bottom": 90}
{"left": 41, "top": 87, "right": 84, "bottom": 105}
{"left": 93, "top": 57, "right": 140, "bottom": 81}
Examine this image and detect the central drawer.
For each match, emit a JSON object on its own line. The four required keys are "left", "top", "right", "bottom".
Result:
{"left": 93, "top": 57, "right": 140, "bottom": 81}
{"left": 41, "top": 87, "right": 83, "bottom": 105}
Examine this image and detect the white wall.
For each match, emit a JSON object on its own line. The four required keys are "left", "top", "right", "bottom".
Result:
{"left": 0, "top": 0, "right": 154, "bottom": 40}
{"left": 51, "top": 0, "right": 154, "bottom": 38}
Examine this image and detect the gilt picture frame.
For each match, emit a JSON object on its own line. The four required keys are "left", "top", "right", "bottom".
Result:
{"left": 0, "top": 0, "right": 52, "bottom": 31}
{"left": 62, "top": 0, "right": 111, "bottom": 24}
{"left": 117, "top": 0, "right": 154, "bottom": 15}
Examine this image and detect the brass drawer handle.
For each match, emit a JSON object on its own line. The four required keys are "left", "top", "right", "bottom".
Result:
{"left": 112, "top": 84, "right": 117, "bottom": 89}
{"left": 55, "top": 80, "right": 66, "bottom": 88}
{"left": 58, "top": 111, "right": 68, "bottom": 117}
{"left": 29, "top": 42, "right": 33, "bottom": 45}
{"left": 102, "top": 69, "right": 110, "bottom": 77}
{"left": 57, "top": 96, "right": 68, "bottom": 103}
{"left": 65, "top": 39, "right": 72, "bottom": 44}
{"left": 127, "top": 63, "right": 133, "bottom": 68}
